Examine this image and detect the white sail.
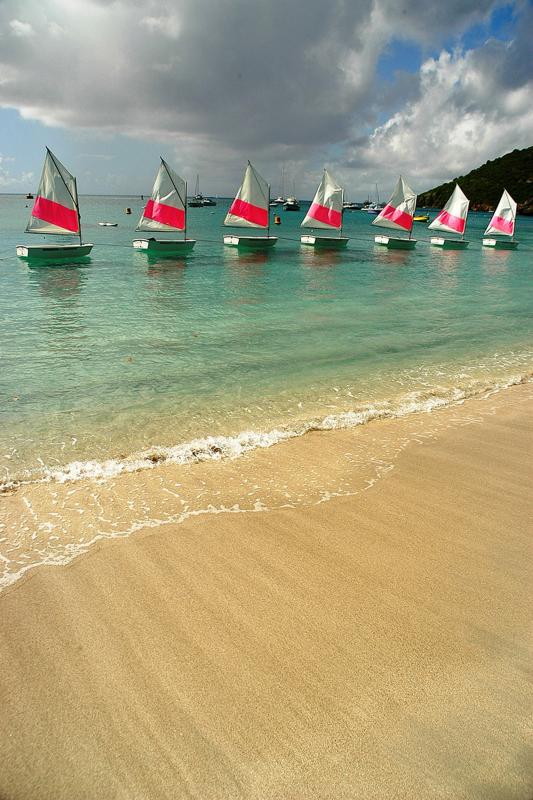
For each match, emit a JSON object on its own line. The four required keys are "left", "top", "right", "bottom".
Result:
{"left": 137, "top": 159, "right": 186, "bottom": 232}
{"left": 428, "top": 184, "right": 469, "bottom": 235}
{"left": 484, "top": 190, "right": 517, "bottom": 237}
{"left": 372, "top": 176, "right": 416, "bottom": 232}
{"left": 224, "top": 162, "right": 269, "bottom": 228}
{"left": 301, "top": 170, "right": 343, "bottom": 230}
{"left": 26, "top": 148, "right": 79, "bottom": 236}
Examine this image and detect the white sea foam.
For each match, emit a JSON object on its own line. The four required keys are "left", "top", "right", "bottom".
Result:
{"left": 3, "top": 371, "right": 529, "bottom": 490}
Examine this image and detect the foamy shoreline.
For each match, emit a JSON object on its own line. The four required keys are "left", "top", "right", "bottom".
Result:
{"left": 1, "top": 378, "right": 532, "bottom": 594}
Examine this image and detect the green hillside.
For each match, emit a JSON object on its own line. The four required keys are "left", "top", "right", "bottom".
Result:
{"left": 418, "top": 146, "right": 533, "bottom": 214}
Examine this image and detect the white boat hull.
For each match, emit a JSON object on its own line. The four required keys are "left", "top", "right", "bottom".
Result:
{"left": 16, "top": 243, "right": 93, "bottom": 262}
{"left": 300, "top": 235, "right": 349, "bottom": 249}
{"left": 374, "top": 235, "right": 416, "bottom": 250}
{"left": 482, "top": 238, "right": 518, "bottom": 250}
{"left": 132, "top": 238, "right": 196, "bottom": 255}
{"left": 223, "top": 235, "right": 277, "bottom": 249}
{"left": 430, "top": 237, "right": 469, "bottom": 249}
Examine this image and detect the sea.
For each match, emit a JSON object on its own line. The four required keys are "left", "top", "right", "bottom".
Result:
{"left": 1, "top": 193, "right": 532, "bottom": 589}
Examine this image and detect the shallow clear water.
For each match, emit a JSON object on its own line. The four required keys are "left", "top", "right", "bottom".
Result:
{"left": 1, "top": 193, "right": 532, "bottom": 483}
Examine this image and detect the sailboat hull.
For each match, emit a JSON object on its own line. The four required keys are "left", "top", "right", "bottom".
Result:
{"left": 482, "top": 238, "right": 518, "bottom": 250}
{"left": 223, "top": 235, "right": 277, "bottom": 250}
{"left": 16, "top": 243, "right": 93, "bottom": 262}
{"left": 430, "top": 237, "right": 469, "bottom": 249}
{"left": 300, "top": 235, "right": 349, "bottom": 249}
{"left": 132, "top": 238, "right": 196, "bottom": 255}
{"left": 374, "top": 235, "right": 416, "bottom": 250}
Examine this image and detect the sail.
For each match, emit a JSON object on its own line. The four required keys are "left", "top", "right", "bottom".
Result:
{"left": 428, "top": 184, "right": 469, "bottom": 235}
{"left": 137, "top": 159, "right": 186, "bottom": 232}
{"left": 26, "top": 148, "right": 79, "bottom": 235}
{"left": 372, "top": 176, "right": 416, "bottom": 232}
{"left": 301, "top": 170, "right": 343, "bottom": 230}
{"left": 224, "top": 162, "right": 269, "bottom": 228}
{"left": 484, "top": 190, "right": 516, "bottom": 237}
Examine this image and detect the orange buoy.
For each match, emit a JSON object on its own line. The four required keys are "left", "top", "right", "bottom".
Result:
{"left": 274, "top": 215, "right": 281, "bottom": 225}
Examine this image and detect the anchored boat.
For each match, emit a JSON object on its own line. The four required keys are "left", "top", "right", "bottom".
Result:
{"left": 372, "top": 176, "right": 417, "bottom": 249}
{"left": 300, "top": 169, "right": 348, "bottom": 249}
{"left": 482, "top": 190, "right": 519, "bottom": 249}
{"left": 429, "top": 184, "right": 470, "bottom": 248}
{"left": 223, "top": 162, "right": 277, "bottom": 249}
{"left": 133, "top": 158, "right": 195, "bottom": 256}
{"left": 16, "top": 148, "right": 93, "bottom": 263}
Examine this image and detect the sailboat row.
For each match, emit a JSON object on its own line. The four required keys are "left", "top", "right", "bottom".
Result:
{"left": 16, "top": 149, "right": 521, "bottom": 261}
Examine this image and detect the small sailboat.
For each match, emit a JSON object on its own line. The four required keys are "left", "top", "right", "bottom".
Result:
{"left": 16, "top": 148, "right": 92, "bottom": 262}
{"left": 372, "top": 176, "right": 417, "bottom": 249}
{"left": 223, "top": 162, "right": 277, "bottom": 249}
{"left": 482, "top": 190, "right": 518, "bottom": 249}
{"left": 133, "top": 158, "right": 195, "bottom": 255}
{"left": 300, "top": 169, "right": 348, "bottom": 249}
{"left": 429, "top": 184, "right": 470, "bottom": 248}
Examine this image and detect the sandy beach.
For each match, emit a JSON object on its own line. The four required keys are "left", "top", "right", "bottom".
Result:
{"left": 0, "top": 383, "right": 532, "bottom": 799}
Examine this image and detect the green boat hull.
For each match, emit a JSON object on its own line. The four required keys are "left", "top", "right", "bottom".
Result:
{"left": 300, "top": 235, "right": 349, "bottom": 249}
{"left": 223, "top": 235, "right": 277, "bottom": 250}
{"left": 16, "top": 244, "right": 93, "bottom": 262}
{"left": 374, "top": 235, "right": 416, "bottom": 250}
{"left": 132, "top": 238, "right": 196, "bottom": 256}
{"left": 482, "top": 238, "right": 518, "bottom": 250}
{"left": 430, "top": 237, "right": 469, "bottom": 249}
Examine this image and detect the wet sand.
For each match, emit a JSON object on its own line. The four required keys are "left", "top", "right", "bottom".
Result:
{"left": 0, "top": 384, "right": 532, "bottom": 799}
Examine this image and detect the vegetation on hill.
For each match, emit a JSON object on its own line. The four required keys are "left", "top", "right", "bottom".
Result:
{"left": 418, "top": 146, "right": 533, "bottom": 215}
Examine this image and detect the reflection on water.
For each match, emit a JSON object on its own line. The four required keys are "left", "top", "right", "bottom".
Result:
{"left": 481, "top": 246, "right": 512, "bottom": 276}
{"left": 27, "top": 262, "right": 88, "bottom": 300}
{"left": 372, "top": 246, "right": 414, "bottom": 266}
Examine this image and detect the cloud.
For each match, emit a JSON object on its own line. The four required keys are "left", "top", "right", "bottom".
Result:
{"left": 0, "top": 0, "right": 531, "bottom": 194}
{"left": 0, "top": 153, "right": 33, "bottom": 187}
{"left": 9, "top": 19, "right": 35, "bottom": 36}
{"left": 345, "top": 6, "right": 533, "bottom": 192}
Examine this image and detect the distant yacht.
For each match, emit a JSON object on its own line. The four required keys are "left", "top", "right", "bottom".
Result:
{"left": 284, "top": 196, "right": 300, "bottom": 211}
{"left": 363, "top": 183, "right": 385, "bottom": 214}
{"left": 188, "top": 174, "right": 216, "bottom": 207}
{"left": 343, "top": 201, "right": 363, "bottom": 211}
{"left": 25, "top": 192, "right": 34, "bottom": 199}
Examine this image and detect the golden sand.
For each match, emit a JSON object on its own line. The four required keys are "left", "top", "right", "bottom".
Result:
{"left": 0, "top": 384, "right": 532, "bottom": 799}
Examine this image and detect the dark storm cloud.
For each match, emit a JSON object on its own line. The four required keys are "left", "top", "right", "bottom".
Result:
{"left": 0, "top": 0, "right": 531, "bottom": 193}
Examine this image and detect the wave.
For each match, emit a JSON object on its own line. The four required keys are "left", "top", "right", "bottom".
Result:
{"left": 1, "top": 371, "right": 532, "bottom": 493}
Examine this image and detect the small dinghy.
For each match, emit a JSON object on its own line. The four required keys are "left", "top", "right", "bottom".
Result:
{"left": 300, "top": 169, "right": 348, "bottom": 249}
{"left": 16, "top": 148, "right": 93, "bottom": 263}
{"left": 132, "top": 158, "right": 196, "bottom": 255}
{"left": 372, "top": 176, "right": 417, "bottom": 249}
{"left": 223, "top": 162, "right": 277, "bottom": 249}
{"left": 482, "top": 190, "right": 519, "bottom": 249}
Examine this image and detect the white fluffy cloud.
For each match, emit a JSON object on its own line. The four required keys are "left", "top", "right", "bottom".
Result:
{"left": 0, "top": 0, "right": 531, "bottom": 193}
{"left": 347, "top": 8, "right": 533, "bottom": 191}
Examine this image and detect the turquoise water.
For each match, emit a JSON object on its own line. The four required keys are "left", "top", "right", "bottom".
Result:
{"left": 1, "top": 193, "right": 532, "bottom": 484}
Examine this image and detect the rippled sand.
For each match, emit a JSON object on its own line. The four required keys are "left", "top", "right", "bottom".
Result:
{"left": 0, "top": 383, "right": 532, "bottom": 799}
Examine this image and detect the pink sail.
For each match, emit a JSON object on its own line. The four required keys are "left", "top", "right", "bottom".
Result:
{"left": 428, "top": 184, "right": 469, "bottom": 235}
{"left": 137, "top": 159, "right": 186, "bottom": 232}
{"left": 301, "top": 170, "right": 343, "bottom": 230}
{"left": 224, "top": 162, "right": 270, "bottom": 229}
{"left": 484, "top": 190, "right": 517, "bottom": 237}
{"left": 26, "top": 149, "right": 79, "bottom": 235}
{"left": 372, "top": 176, "right": 416, "bottom": 232}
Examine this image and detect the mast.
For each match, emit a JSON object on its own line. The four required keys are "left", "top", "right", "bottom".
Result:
{"left": 340, "top": 185, "right": 344, "bottom": 238}
{"left": 267, "top": 183, "right": 271, "bottom": 239}
{"left": 184, "top": 180, "right": 188, "bottom": 241}
{"left": 74, "top": 178, "right": 82, "bottom": 245}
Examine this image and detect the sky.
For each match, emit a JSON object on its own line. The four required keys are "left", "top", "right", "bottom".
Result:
{"left": 0, "top": 0, "right": 532, "bottom": 199}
